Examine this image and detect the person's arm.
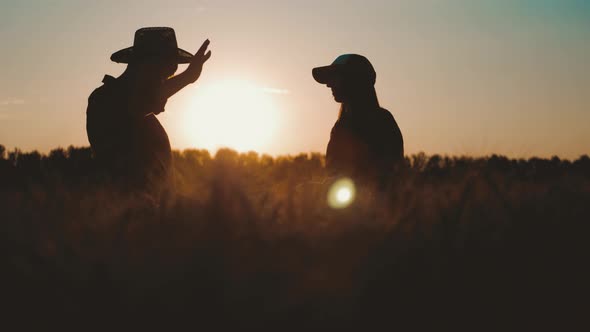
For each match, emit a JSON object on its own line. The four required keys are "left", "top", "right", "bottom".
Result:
{"left": 161, "top": 39, "right": 212, "bottom": 99}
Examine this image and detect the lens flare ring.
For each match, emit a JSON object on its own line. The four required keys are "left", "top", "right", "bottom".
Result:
{"left": 327, "top": 177, "right": 356, "bottom": 209}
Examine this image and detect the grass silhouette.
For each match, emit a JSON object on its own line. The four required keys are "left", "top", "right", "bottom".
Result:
{"left": 1, "top": 145, "right": 588, "bottom": 330}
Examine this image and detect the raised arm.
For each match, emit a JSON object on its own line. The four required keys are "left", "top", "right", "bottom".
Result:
{"left": 162, "top": 39, "right": 212, "bottom": 99}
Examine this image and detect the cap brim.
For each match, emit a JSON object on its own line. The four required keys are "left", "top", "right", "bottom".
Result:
{"left": 110, "top": 47, "right": 193, "bottom": 64}
{"left": 312, "top": 65, "right": 341, "bottom": 84}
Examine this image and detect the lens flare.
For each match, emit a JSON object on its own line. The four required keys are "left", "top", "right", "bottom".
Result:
{"left": 336, "top": 188, "right": 352, "bottom": 203}
{"left": 327, "top": 178, "right": 356, "bottom": 209}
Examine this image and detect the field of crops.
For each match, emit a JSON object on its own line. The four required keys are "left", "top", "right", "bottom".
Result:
{"left": 1, "top": 145, "right": 588, "bottom": 330}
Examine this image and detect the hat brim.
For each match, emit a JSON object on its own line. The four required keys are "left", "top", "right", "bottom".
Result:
{"left": 110, "top": 47, "right": 193, "bottom": 64}
{"left": 312, "top": 65, "right": 343, "bottom": 84}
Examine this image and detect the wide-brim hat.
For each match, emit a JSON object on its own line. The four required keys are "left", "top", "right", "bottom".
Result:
{"left": 111, "top": 27, "right": 193, "bottom": 64}
{"left": 312, "top": 54, "right": 376, "bottom": 85}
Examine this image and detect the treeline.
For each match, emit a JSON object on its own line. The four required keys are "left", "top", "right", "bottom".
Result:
{"left": 1, "top": 144, "right": 588, "bottom": 183}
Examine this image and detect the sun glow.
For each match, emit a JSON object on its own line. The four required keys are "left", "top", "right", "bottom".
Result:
{"left": 182, "top": 79, "right": 281, "bottom": 152}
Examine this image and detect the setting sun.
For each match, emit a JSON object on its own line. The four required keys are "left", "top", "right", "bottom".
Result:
{"left": 182, "top": 79, "right": 282, "bottom": 152}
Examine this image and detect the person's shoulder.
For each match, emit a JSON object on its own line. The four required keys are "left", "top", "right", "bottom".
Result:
{"left": 376, "top": 107, "right": 396, "bottom": 123}
{"left": 88, "top": 75, "right": 118, "bottom": 103}
{"left": 87, "top": 75, "right": 122, "bottom": 117}
{"left": 375, "top": 107, "right": 402, "bottom": 134}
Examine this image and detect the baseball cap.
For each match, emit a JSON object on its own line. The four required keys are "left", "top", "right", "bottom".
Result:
{"left": 312, "top": 54, "right": 376, "bottom": 85}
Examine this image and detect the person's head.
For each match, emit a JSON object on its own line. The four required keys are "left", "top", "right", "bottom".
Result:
{"left": 313, "top": 54, "right": 379, "bottom": 107}
{"left": 126, "top": 54, "right": 179, "bottom": 83}
{"left": 111, "top": 27, "right": 193, "bottom": 84}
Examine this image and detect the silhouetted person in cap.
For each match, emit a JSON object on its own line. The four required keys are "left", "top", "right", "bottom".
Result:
{"left": 87, "top": 27, "right": 211, "bottom": 194}
{"left": 313, "top": 54, "right": 404, "bottom": 184}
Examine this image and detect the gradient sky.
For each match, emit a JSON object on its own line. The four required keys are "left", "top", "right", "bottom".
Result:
{"left": 1, "top": 0, "right": 589, "bottom": 159}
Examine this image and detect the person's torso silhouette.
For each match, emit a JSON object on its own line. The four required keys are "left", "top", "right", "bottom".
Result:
{"left": 87, "top": 74, "right": 172, "bottom": 190}
{"left": 327, "top": 105, "right": 403, "bottom": 180}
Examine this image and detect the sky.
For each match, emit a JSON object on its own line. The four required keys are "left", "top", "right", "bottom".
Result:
{"left": 1, "top": 0, "right": 589, "bottom": 159}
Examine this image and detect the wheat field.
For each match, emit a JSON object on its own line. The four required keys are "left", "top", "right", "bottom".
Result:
{"left": 1, "top": 145, "right": 588, "bottom": 330}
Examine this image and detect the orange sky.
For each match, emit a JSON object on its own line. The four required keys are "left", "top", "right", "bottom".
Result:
{"left": 1, "top": 0, "right": 589, "bottom": 159}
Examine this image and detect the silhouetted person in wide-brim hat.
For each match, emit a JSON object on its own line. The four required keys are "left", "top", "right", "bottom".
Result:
{"left": 313, "top": 54, "right": 404, "bottom": 184}
{"left": 86, "top": 27, "right": 212, "bottom": 195}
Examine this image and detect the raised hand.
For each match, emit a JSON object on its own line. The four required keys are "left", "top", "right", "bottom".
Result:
{"left": 184, "top": 39, "right": 212, "bottom": 83}
{"left": 161, "top": 39, "right": 212, "bottom": 100}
